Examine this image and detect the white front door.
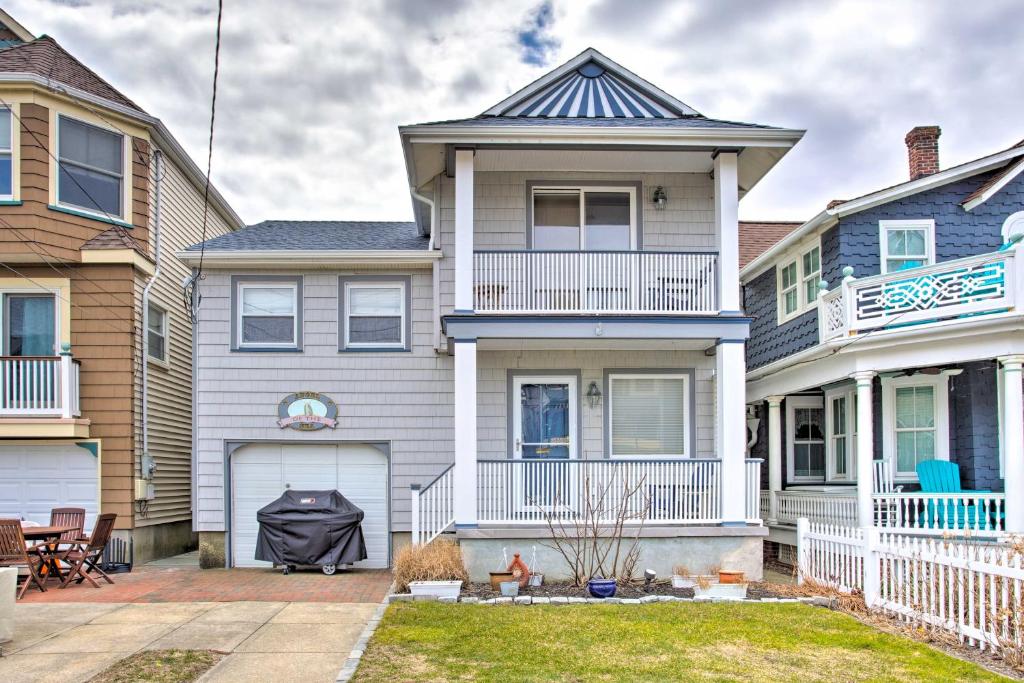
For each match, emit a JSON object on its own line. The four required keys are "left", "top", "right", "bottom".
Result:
{"left": 511, "top": 376, "right": 578, "bottom": 510}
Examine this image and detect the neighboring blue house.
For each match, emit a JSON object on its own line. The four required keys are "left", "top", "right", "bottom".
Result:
{"left": 740, "top": 127, "right": 1024, "bottom": 555}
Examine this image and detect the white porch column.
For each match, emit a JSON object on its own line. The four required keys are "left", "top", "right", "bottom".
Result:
{"left": 999, "top": 355, "right": 1024, "bottom": 533}
{"left": 713, "top": 150, "right": 740, "bottom": 313}
{"left": 453, "top": 338, "right": 478, "bottom": 526}
{"left": 454, "top": 148, "right": 475, "bottom": 313}
{"left": 853, "top": 371, "right": 876, "bottom": 528}
{"left": 766, "top": 396, "right": 784, "bottom": 524}
{"left": 717, "top": 340, "right": 747, "bottom": 524}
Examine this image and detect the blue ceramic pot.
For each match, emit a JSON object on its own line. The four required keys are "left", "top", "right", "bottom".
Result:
{"left": 587, "top": 578, "right": 617, "bottom": 598}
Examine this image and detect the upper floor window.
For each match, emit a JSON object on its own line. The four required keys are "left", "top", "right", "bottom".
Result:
{"left": 879, "top": 219, "right": 934, "bottom": 273}
{"left": 532, "top": 186, "right": 636, "bottom": 251}
{"left": 147, "top": 303, "right": 167, "bottom": 363}
{"left": 57, "top": 116, "right": 124, "bottom": 219}
{"left": 2, "top": 292, "right": 56, "bottom": 356}
{"left": 236, "top": 281, "right": 299, "bottom": 349}
{"left": 341, "top": 279, "right": 408, "bottom": 351}
{"left": 0, "top": 107, "right": 12, "bottom": 198}
{"left": 776, "top": 241, "right": 821, "bottom": 323}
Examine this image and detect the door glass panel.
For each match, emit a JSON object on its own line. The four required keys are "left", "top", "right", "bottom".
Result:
{"left": 584, "top": 192, "right": 630, "bottom": 250}
{"left": 6, "top": 295, "right": 55, "bottom": 356}
{"left": 534, "top": 193, "right": 580, "bottom": 250}
{"left": 520, "top": 383, "right": 570, "bottom": 459}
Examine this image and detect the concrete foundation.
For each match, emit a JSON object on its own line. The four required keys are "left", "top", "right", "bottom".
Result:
{"left": 457, "top": 526, "right": 767, "bottom": 582}
{"left": 199, "top": 531, "right": 227, "bottom": 569}
{"left": 131, "top": 520, "right": 196, "bottom": 565}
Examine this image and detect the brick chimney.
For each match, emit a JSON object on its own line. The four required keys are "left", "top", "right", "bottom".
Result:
{"left": 905, "top": 126, "right": 941, "bottom": 180}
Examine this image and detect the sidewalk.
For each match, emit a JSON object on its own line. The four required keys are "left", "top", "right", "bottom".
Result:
{"left": 0, "top": 600, "right": 378, "bottom": 682}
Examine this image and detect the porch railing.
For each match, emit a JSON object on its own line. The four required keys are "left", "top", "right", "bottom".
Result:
{"left": 819, "top": 249, "right": 1020, "bottom": 341}
{"left": 410, "top": 465, "right": 455, "bottom": 546}
{"left": 0, "top": 355, "right": 81, "bottom": 418}
{"left": 473, "top": 250, "right": 718, "bottom": 314}
{"left": 772, "top": 490, "right": 859, "bottom": 527}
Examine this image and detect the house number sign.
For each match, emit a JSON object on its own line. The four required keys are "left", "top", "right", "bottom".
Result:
{"left": 277, "top": 392, "right": 338, "bottom": 431}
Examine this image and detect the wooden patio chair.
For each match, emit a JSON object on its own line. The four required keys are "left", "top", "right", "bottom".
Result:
{"left": 59, "top": 512, "right": 117, "bottom": 589}
{"left": 0, "top": 518, "right": 48, "bottom": 599}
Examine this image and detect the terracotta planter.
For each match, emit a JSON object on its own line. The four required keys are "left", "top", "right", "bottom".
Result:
{"left": 719, "top": 570, "right": 745, "bottom": 584}
{"left": 489, "top": 571, "right": 514, "bottom": 591}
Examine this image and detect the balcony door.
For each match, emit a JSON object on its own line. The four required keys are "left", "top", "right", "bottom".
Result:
{"left": 512, "top": 376, "right": 578, "bottom": 511}
{"left": 532, "top": 187, "right": 636, "bottom": 251}
{"left": 3, "top": 294, "right": 56, "bottom": 356}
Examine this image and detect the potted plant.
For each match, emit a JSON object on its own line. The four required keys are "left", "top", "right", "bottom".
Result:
{"left": 395, "top": 539, "right": 468, "bottom": 598}
{"left": 587, "top": 576, "right": 617, "bottom": 598}
{"left": 671, "top": 565, "right": 697, "bottom": 589}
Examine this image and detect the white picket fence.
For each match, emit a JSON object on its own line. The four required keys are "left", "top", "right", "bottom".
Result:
{"left": 798, "top": 518, "right": 1024, "bottom": 652}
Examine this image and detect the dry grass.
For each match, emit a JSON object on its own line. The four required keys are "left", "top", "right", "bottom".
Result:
{"left": 87, "top": 650, "right": 223, "bottom": 683}
{"left": 392, "top": 538, "right": 468, "bottom": 592}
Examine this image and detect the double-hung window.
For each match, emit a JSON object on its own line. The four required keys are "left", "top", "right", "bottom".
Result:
{"left": 532, "top": 187, "right": 636, "bottom": 251}
{"left": 0, "top": 107, "right": 12, "bottom": 198}
{"left": 236, "top": 281, "right": 299, "bottom": 349}
{"left": 342, "top": 280, "right": 407, "bottom": 350}
{"left": 825, "top": 389, "right": 858, "bottom": 481}
{"left": 777, "top": 241, "right": 821, "bottom": 323}
{"left": 147, "top": 303, "right": 168, "bottom": 363}
{"left": 882, "top": 374, "right": 949, "bottom": 480}
{"left": 880, "top": 219, "right": 934, "bottom": 273}
{"left": 57, "top": 115, "right": 125, "bottom": 219}
{"left": 607, "top": 373, "right": 690, "bottom": 458}
{"left": 787, "top": 396, "right": 825, "bottom": 482}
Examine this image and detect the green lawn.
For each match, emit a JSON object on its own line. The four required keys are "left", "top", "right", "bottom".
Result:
{"left": 353, "top": 602, "right": 1008, "bottom": 682}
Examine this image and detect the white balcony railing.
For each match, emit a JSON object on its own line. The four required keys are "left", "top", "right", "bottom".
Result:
{"left": 0, "top": 355, "right": 81, "bottom": 418}
{"left": 473, "top": 250, "right": 718, "bottom": 314}
{"left": 819, "top": 249, "right": 1020, "bottom": 341}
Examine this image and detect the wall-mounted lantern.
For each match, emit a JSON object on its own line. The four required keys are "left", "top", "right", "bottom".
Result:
{"left": 652, "top": 185, "right": 667, "bottom": 210}
{"left": 586, "top": 381, "right": 602, "bottom": 409}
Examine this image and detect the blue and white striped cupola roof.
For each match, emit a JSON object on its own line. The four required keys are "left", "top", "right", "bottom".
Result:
{"left": 482, "top": 49, "right": 701, "bottom": 120}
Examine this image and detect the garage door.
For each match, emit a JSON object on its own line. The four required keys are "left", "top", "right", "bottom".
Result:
{"left": 231, "top": 443, "right": 389, "bottom": 569}
{"left": 0, "top": 444, "right": 99, "bottom": 530}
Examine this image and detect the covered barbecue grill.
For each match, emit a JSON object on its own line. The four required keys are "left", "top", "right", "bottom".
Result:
{"left": 255, "top": 489, "right": 367, "bottom": 574}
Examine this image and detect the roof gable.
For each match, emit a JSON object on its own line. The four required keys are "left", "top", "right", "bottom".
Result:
{"left": 481, "top": 48, "right": 700, "bottom": 120}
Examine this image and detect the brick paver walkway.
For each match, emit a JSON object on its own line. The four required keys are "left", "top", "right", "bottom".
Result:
{"left": 18, "top": 565, "right": 392, "bottom": 604}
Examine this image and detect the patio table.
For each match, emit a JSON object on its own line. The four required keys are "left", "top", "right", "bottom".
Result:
{"left": 22, "top": 525, "right": 80, "bottom": 580}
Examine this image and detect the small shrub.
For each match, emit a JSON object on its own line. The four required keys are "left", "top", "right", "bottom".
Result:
{"left": 393, "top": 538, "right": 468, "bottom": 592}
{"left": 672, "top": 564, "right": 690, "bottom": 577}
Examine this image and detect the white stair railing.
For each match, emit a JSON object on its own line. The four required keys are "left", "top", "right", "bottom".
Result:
{"left": 410, "top": 465, "right": 455, "bottom": 546}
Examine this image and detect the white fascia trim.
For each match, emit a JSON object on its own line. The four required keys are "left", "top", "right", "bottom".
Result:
{"left": 0, "top": 73, "right": 244, "bottom": 230}
{"left": 175, "top": 249, "right": 442, "bottom": 267}
{"left": 399, "top": 125, "right": 805, "bottom": 149}
{"left": 481, "top": 48, "right": 700, "bottom": 117}
{"left": 963, "top": 157, "right": 1024, "bottom": 211}
{"left": 742, "top": 145, "right": 1024, "bottom": 282}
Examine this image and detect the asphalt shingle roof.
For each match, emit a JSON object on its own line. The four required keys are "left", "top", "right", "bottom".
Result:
{"left": 739, "top": 221, "right": 802, "bottom": 268}
{"left": 186, "top": 220, "right": 429, "bottom": 252}
{"left": 0, "top": 36, "right": 143, "bottom": 112}
{"left": 81, "top": 226, "right": 148, "bottom": 255}
{"left": 405, "top": 116, "right": 778, "bottom": 130}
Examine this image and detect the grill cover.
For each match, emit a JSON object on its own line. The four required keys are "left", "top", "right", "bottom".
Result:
{"left": 255, "top": 490, "right": 368, "bottom": 566}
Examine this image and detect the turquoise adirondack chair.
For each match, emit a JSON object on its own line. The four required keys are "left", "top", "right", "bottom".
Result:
{"left": 916, "top": 460, "right": 1003, "bottom": 531}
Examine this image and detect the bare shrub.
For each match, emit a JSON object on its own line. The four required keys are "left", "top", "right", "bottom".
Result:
{"left": 393, "top": 538, "right": 468, "bottom": 592}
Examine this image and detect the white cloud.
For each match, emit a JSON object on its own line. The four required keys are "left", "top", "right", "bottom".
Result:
{"left": 10, "top": 0, "right": 1023, "bottom": 224}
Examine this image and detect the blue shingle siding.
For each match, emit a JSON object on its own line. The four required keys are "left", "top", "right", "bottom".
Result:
{"left": 832, "top": 168, "right": 1022, "bottom": 279}
{"left": 949, "top": 361, "right": 1003, "bottom": 491}
{"left": 744, "top": 267, "right": 819, "bottom": 369}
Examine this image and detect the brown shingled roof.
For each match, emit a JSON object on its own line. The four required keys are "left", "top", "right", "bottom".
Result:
{"left": 961, "top": 138, "right": 1024, "bottom": 209}
{"left": 739, "top": 221, "right": 802, "bottom": 268}
{"left": 0, "top": 35, "right": 143, "bottom": 112}
{"left": 81, "top": 226, "right": 148, "bottom": 256}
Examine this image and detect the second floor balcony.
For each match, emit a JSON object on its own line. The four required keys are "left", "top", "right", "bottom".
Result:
{"left": 473, "top": 250, "right": 719, "bottom": 315}
{"left": 0, "top": 355, "right": 81, "bottom": 419}
{"left": 819, "top": 247, "right": 1023, "bottom": 342}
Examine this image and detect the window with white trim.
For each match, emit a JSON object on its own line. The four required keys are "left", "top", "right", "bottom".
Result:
{"left": 608, "top": 373, "right": 690, "bottom": 458}
{"left": 343, "top": 281, "right": 406, "bottom": 349}
{"left": 776, "top": 240, "right": 822, "bottom": 323}
{"left": 882, "top": 373, "right": 950, "bottom": 480}
{"left": 532, "top": 187, "right": 636, "bottom": 251}
{"left": 786, "top": 396, "right": 825, "bottom": 482}
{"left": 237, "top": 282, "right": 298, "bottom": 348}
{"left": 879, "top": 219, "right": 934, "bottom": 273}
{"left": 57, "top": 115, "right": 125, "bottom": 219}
{"left": 147, "top": 303, "right": 167, "bottom": 362}
{"left": 825, "top": 388, "right": 858, "bottom": 481}
{"left": 0, "top": 107, "right": 12, "bottom": 198}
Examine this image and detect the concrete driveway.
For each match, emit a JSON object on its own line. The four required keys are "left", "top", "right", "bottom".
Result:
{"left": 0, "top": 600, "right": 379, "bottom": 682}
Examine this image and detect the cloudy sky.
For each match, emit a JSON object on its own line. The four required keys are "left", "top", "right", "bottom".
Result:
{"left": 12, "top": 0, "right": 1023, "bottom": 224}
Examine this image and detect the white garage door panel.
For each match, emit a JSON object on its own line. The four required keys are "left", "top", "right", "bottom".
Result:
{"left": 0, "top": 445, "right": 99, "bottom": 529}
{"left": 232, "top": 443, "right": 389, "bottom": 569}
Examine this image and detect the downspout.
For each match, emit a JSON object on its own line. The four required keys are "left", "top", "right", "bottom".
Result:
{"left": 411, "top": 183, "right": 441, "bottom": 350}
{"left": 141, "top": 149, "right": 164, "bottom": 485}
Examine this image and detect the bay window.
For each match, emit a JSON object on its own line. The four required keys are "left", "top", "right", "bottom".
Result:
{"left": 57, "top": 115, "right": 125, "bottom": 219}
